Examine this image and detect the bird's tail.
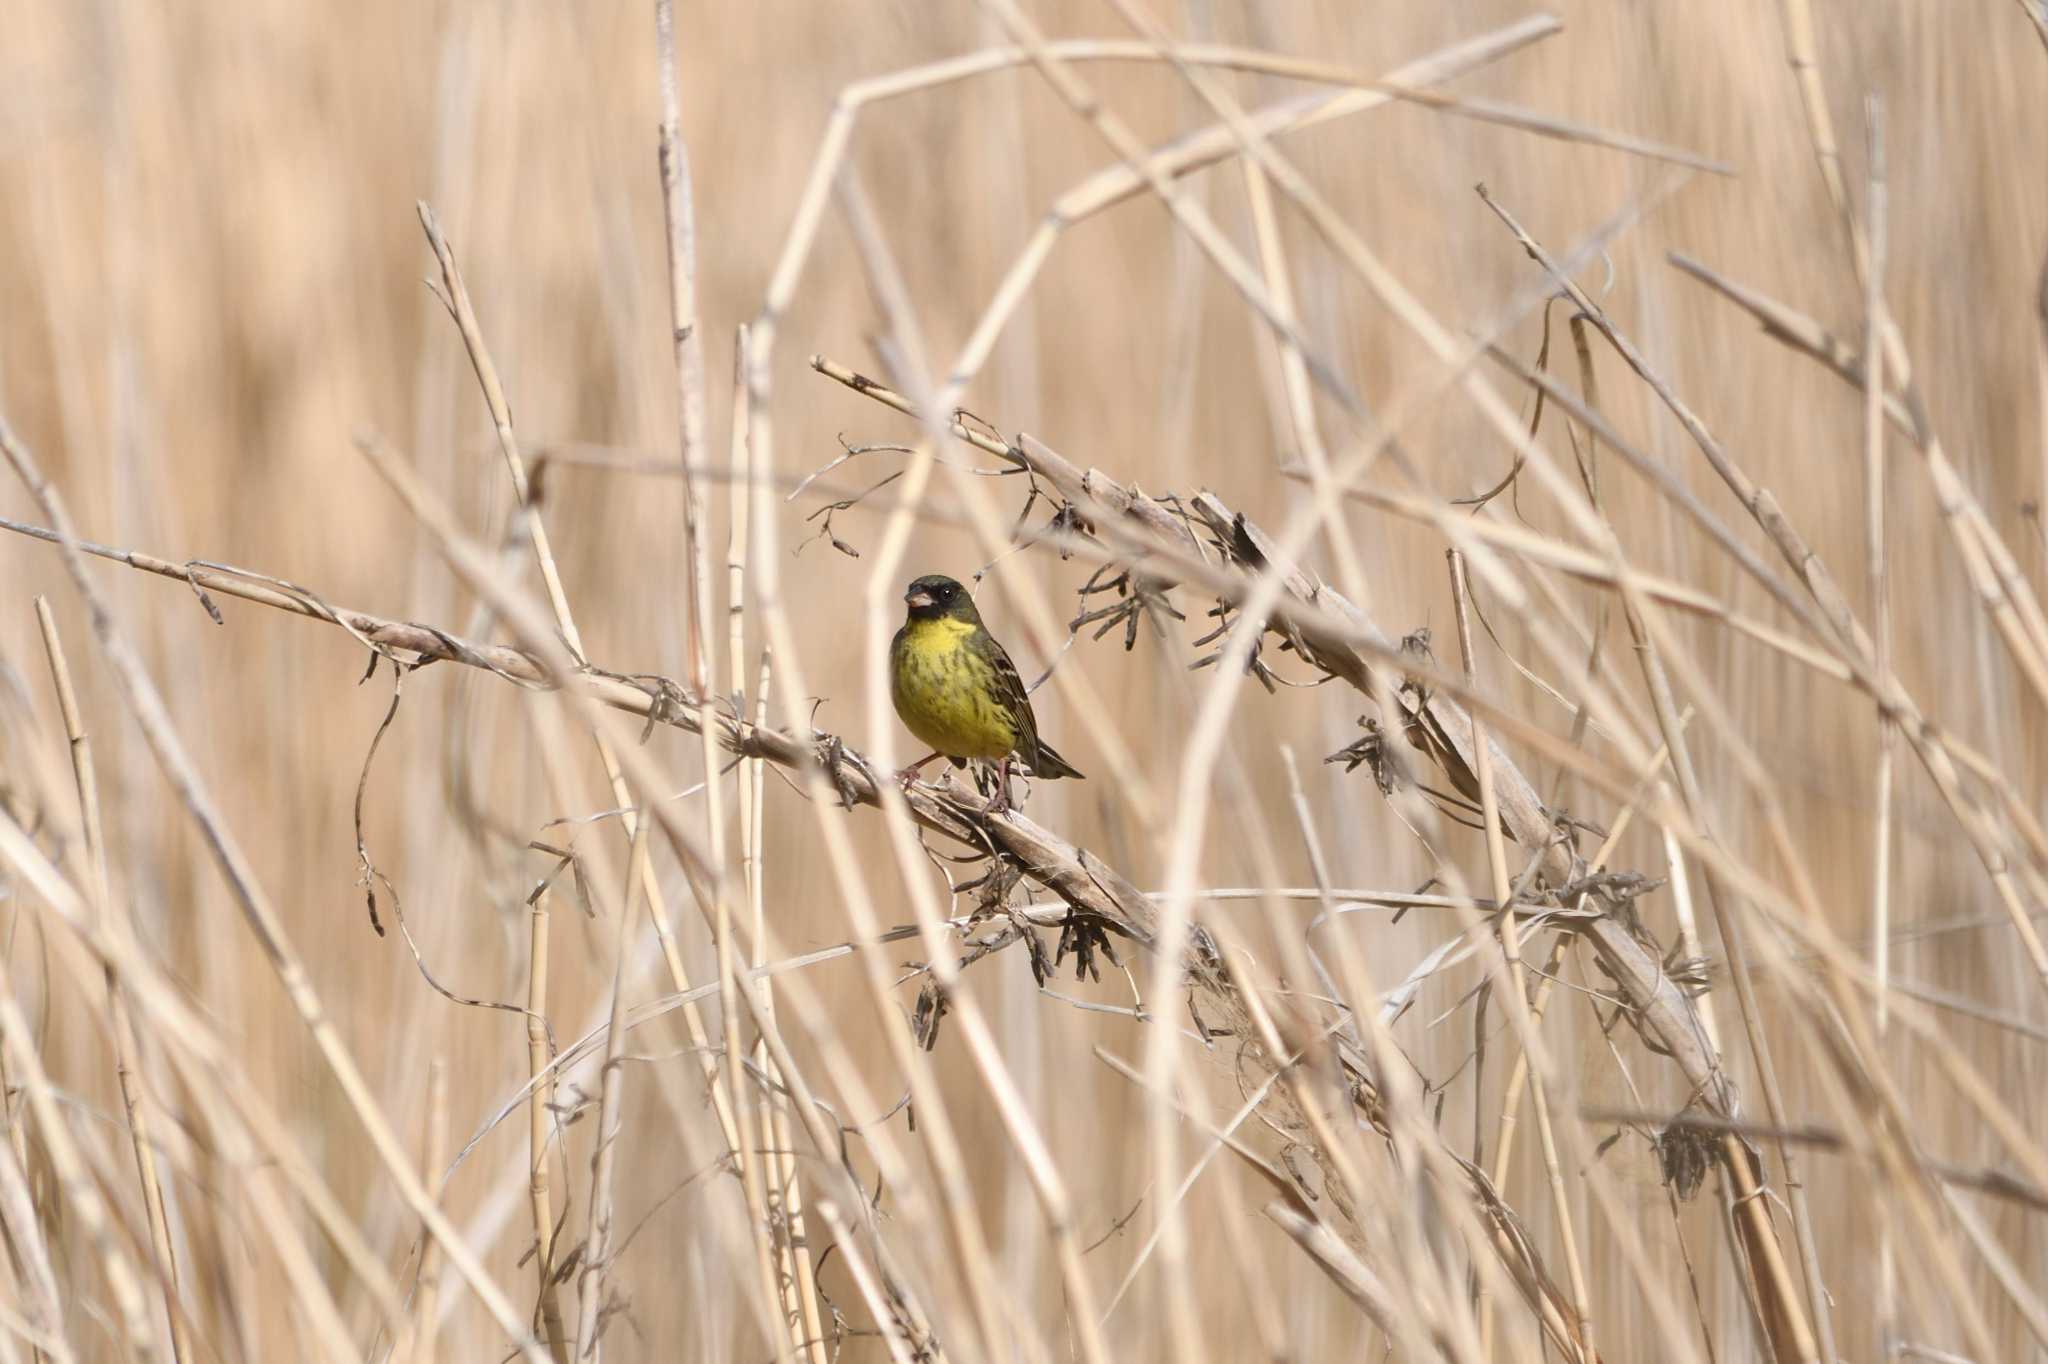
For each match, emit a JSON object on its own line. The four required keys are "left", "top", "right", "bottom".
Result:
{"left": 1028, "top": 740, "right": 1085, "bottom": 780}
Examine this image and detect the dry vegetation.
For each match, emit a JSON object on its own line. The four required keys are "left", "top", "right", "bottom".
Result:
{"left": 1, "top": 3, "right": 2046, "bottom": 1361}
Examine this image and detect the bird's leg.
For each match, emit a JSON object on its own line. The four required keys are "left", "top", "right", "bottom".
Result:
{"left": 895, "top": 751, "right": 943, "bottom": 788}
{"left": 979, "top": 757, "right": 1014, "bottom": 815}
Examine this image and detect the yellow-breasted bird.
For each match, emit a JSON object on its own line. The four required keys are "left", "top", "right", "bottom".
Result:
{"left": 890, "top": 573, "right": 1083, "bottom": 810}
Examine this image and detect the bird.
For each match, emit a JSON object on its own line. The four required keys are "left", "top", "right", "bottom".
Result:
{"left": 889, "top": 573, "right": 1083, "bottom": 811}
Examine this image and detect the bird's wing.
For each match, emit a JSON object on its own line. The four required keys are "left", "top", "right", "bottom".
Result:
{"left": 976, "top": 629, "right": 1042, "bottom": 761}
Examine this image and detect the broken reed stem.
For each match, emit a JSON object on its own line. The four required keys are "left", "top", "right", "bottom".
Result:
{"left": 524, "top": 866, "right": 572, "bottom": 1361}
{"left": 33, "top": 596, "right": 190, "bottom": 1364}
{"left": 729, "top": 325, "right": 825, "bottom": 1362}
{"left": 1494, "top": 710, "right": 1682, "bottom": 1213}
{"left": 727, "top": 324, "right": 792, "bottom": 1346}
{"left": 1451, "top": 551, "right": 1593, "bottom": 1362}
{"left": 1485, "top": 936, "right": 1568, "bottom": 1190}
{"left": 753, "top": 655, "right": 822, "bottom": 1364}
{"left": 415, "top": 193, "right": 755, "bottom": 1339}
{"left": 417, "top": 204, "right": 584, "bottom": 663}
{"left": 574, "top": 814, "right": 647, "bottom": 1361}
{"left": 415, "top": 203, "right": 746, "bottom": 1155}
{"left": 716, "top": 836, "right": 781, "bottom": 1364}
{"left": 1634, "top": 606, "right": 1828, "bottom": 1363}
{"left": 651, "top": 13, "right": 787, "bottom": 1355}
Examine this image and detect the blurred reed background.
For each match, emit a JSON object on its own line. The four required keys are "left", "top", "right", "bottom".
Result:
{"left": 0, "top": 2, "right": 2045, "bottom": 1361}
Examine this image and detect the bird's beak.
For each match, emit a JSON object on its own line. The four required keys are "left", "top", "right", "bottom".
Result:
{"left": 904, "top": 589, "right": 934, "bottom": 610}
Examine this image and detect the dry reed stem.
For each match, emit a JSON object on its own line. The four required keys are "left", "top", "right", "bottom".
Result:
{"left": 417, "top": 204, "right": 584, "bottom": 663}
{"left": 12, "top": 61, "right": 2031, "bottom": 1335}
{"left": 1777, "top": 0, "right": 2048, "bottom": 714}
{"left": 0, "top": 762, "right": 416, "bottom": 1354}
{"left": 1451, "top": 552, "right": 1593, "bottom": 1361}
{"left": 1486, "top": 719, "right": 1687, "bottom": 1221}
{"left": 2017, "top": 0, "right": 2048, "bottom": 52}
{"left": 8, "top": 366, "right": 2031, "bottom": 1351}
{"left": 1862, "top": 95, "right": 1900, "bottom": 1360}
{"left": 0, "top": 1082, "right": 51, "bottom": 1364}
{"left": 1278, "top": 764, "right": 1590, "bottom": 1358}
{"left": 806, "top": 346, "right": 1835, "bottom": 1351}
{"left": 726, "top": 327, "right": 825, "bottom": 1361}
{"left": 392, "top": 1058, "right": 450, "bottom": 1364}
{"left": 830, "top": 158, "right": 1117, "bottom": 1364}
{"left": 572, "top": 813, "right": 645, "bottom": 1360}
{"left": 370, "top": 351, "right": 1539, "bottom": 1362}
{"left": 1348, "top": 485, "right": 1852, "bottom": 683}
{"left": 0, "top": 424, "right": 553, "bottom": 1362}
{"left": 1478, "top": 198, "right": 2039, "bottom": 1356}
{"left": 808, "top": 358, "right": 1741, "bottom": 1130}
{"left": 809, "top": 1199, "right": 919, "bottom": 1364}
{"left": 350, "top": 429, "right": 971, "bottom": 1360}
{"left": 1101, "top": 50, "right": 1532, "bottom": 1336}
{"left": 1530, "top": 320, "right": 1834, "bottom": 1356}
{"left": 31, "top": 597, "right": 190, "bottom": 1364}
{"left": 0, "top": 1107, "right": 67, "bottom": 1364}
{"left": 831, "top": 161, "right": 1122, "bottom": 1359}
{"left": 1621, "top": 599, "right": 2013, "bottom": 1357}
{"left": 1526, "top": 179, "right": 2044, "bottom": 1349}
{"left": 726, "top": 326, "right": 821, "bottom": 1362}
{"left": 1271, "top": 751, "right": 1541, "bottom": 1362}
{"left": 418, "top": 192, "right": 777, "bottom": 1349}
{"left": 652, "top": 11, "right": 791, "bottom": 1355}
{"left": 758, "top": 17, "right": 1561, "bottom": 398}
{"left": 0, "top": 984, "right": 156, "bottom": 1360}
{"left": 1626, "top": 598, "right": 1825, "bottom": 1362}
{"left": 521, "top": 854, "right": 570, "bottom": 1361}
{"left": 1649, "top": 256, "right": 2048, "bottom": 887}
{"left": 413, "top": 207, "right": 748, "bottom": 1173}
{"left": 946, "top": 12, "right": 1715, "bottom": 395}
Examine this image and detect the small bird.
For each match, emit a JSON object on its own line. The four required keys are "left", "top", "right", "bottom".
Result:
{"left": 890, "top": 573, "right": 1083, "bottom": 810}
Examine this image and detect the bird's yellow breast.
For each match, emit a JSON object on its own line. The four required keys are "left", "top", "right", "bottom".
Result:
{"left": 890, "top": 616, "right": 1018, "bottom": 761}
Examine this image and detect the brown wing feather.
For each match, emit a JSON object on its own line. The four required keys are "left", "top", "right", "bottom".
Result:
{"left": 975, "top": 630, "right": 1083, "bottom": 779}
{"left": 977, "top": 632, "right": 1041, "bottom": 759}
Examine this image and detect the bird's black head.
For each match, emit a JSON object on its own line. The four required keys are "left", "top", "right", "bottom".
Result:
{"left": 903, "top": 574, "right": 979, "bottom": 624}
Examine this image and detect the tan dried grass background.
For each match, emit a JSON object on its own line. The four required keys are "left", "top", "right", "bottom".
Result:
{"left": 1, "top": 2, "right": 2045, "bottom": 1360}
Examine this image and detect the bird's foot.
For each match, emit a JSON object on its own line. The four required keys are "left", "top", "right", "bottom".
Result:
{"left": 977, "top": 759, "right": 1016, "bottom": 815}
{"left": 895, "top": 752, "right": 943, "bottom": 789}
